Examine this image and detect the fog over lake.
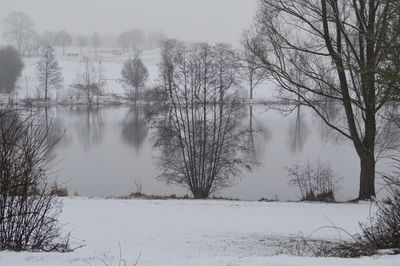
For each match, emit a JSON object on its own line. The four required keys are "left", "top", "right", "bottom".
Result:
{"left": 43, "top": 104, "right": 370, "bottom": 201}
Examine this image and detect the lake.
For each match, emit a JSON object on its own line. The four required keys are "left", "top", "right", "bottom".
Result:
{"left": 45, "top": 103, "right": 387, "bottom": 201}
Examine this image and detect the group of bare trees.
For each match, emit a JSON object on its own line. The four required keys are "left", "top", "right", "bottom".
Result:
{"left": 1, "top": 11, "right": 167, "bottom": 58}
{"left": 1, "top": 12, "right": 65, "bottom": 102}
{"left": 2, "top": 12, "right": 36, "bottom": 56}
{"left": 1, "top": 12, "right": 67, "bottom": 57}
{"left": 244, "top": 0, "right": 400, "bottom": 200}
{"left": 76, "top": 32, "right": 102, "bottom": 56}
{"left": 152, "top": 40, "right": 256, "bottom": 198}
{"left": 1, "top": 11, "right": 102, "bottom": 57}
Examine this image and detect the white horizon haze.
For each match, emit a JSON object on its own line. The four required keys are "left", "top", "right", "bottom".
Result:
{"left": 0, "top": 0, "right": 258, "bottom": 44}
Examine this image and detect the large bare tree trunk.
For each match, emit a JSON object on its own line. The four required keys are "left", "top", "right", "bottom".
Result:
{"left": 244, "top": 0, "right": 400, "bottom": 200}
{"left": 358, "top": 103, "right": 377, "bottom": 199}
{"left": 359, "top": 152, "right": 376, "bottom": 199}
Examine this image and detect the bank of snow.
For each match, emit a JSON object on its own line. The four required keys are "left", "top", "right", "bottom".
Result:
{"left": 0, "top": 198, "right": 398, "bottom": 266}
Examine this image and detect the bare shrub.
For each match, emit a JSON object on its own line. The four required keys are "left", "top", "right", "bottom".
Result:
{"left": 329, "top": 166, "right": 400, "bottom": 257}
{"left": 275, "top": 234, "right": 336, "bottom": 257}
{"left": 286, "top": 161, "right": 340, "bottom": 202}
{"left": 0, "top": 105, "right": 69, "bottom": 252}
{"left": 97, "top": 244, "right": 141, "bottom": 266}
{"left": 133, "top": 179, "right": 143, "bottom": 195}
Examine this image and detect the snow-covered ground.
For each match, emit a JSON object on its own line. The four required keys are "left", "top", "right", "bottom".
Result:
{"left": 1, "top": 198, "right": 399, "bottom": 266}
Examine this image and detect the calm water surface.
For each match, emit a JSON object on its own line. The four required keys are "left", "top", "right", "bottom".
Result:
{"left": 46, "top": 104, "right": 381, "bottom": 201}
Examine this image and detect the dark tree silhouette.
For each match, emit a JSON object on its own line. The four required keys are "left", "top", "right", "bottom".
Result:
{"left": 153, "top": 40, "right": 256, "bottom": 199}
{"left": 0, "top": 46, "right": 24, "bottom": 94}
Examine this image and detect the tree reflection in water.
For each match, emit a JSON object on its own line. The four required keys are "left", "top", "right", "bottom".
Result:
{"left": 120, "top": 104, "right": 149, "bottom": 153}
{"left": 248, "top": 105, "right": 270, "bottom": 161}
{"left": 71, "top": 105, "right": 104, "bottom": 150}
{"left": 288, "top": 105, "right": 309, "bottom": 153}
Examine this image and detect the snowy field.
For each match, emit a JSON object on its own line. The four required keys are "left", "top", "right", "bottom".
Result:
{"left": 0, "top": 198, "right": 399, "bottom": 266}
{"left": 14, "top": 47, "right": 274, "bottom": 102}
{"left": 15, "top": 48, "right": 161, "bottom": 101}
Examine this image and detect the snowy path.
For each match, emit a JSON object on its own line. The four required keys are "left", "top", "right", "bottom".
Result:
{"left": 0, "top": 198, "right": 399, "bottom": 266}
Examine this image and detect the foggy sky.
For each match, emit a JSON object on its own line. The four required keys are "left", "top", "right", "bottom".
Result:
{"left": 0, "top": 0, "right": 257, "bottom": 44}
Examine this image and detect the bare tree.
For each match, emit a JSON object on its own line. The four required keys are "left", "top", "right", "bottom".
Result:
{"left": 0, "top": 105, "right": 69, "bottom": 251}
{"left": 91, "top": 32, "right": 101, "bottom": 55}
{"left": 74, "top": 56, "right": 101, "bottom": 103}
{"left": 0, "top": 46, "right": 24, "bottom": 94}
{"left": 121, "top": 51, "right": 148, "bottom": 103}
{"left": 244, "top": 0, "right": 400, "bottom": 199}
{"left": 36, "top": 45, "right": 63, "bottom": 102}
{"left": 55, "top": 30, "right": 72, "bottom": 56}
{"left": 77, "top": 35, "right": 88, "bottom": 56}
{"left": 240, "top": 50, "right": 268, "bottom": 99}
{"left": 153, "top": 40, "right": 254, "bottom": 198}
{"left": 2, "top": 12, "right": 36, "bottom": 56}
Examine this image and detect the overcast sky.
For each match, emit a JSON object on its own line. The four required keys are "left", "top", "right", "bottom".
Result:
{"left": 0, "top": 0, "right": 257, "bottom": 44}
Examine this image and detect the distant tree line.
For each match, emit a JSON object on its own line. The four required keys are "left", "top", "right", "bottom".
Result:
{"left": 1, "top": 11, "right": 167, "bottom": 57}
{"left": 118, "top": 28, "right": 167, "bottom": 51}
